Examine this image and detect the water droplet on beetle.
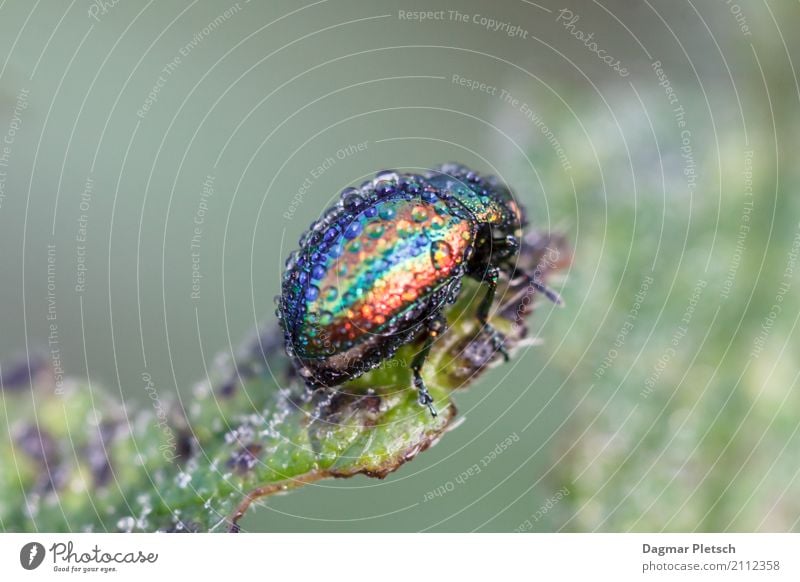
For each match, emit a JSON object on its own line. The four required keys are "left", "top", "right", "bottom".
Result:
{"left": 304, "top": 285, "right": 319, "bottom": 301}
{"left": 402, "top": 289, "right": 418, "bottom": 301}
{"left": 375, "top": 170, "right": 399, "bottom": 183}
{"left": 464, "top": 245, "right": 475, "bottom": 261}
{"left": 366, "top": 222, "right": 385, "bottom": 238}
{"left": 323, "top": 228, "right": 338, "bottom": 243}
{"left": 396, "top": 219, "right": 413, "bottom": 238}
{"left": 311, "top": 264, "right": 326, "bottom": 280}
{"left": 379, "top": 206, "right": 396, "bottom": 220}
{"left": 343, "top": 220, "right": 363, "bottom": 239}
{"left": 341, "top": 188, "right": 364, "bottom": 211}
{"left": 420, "top": 189, "right": 437, "bottom": 202}
{"left": 328, "top": 242, "right": 343, "bottom": 258}
{"left": 431, "top": 240, "right": 453, "bottom": 270}
{"left": 374, "top": 180, "right": 395, "bottom": 196}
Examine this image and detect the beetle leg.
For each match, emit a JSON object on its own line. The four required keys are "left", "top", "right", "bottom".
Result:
{"left": 475, "top": 265, "right": 510, "bottom": 361}
{"left": 411, "top": 316, "right": 445, "bottom": 417}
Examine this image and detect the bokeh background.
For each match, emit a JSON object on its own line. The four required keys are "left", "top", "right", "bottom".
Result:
{"left": 1, "top": 0, "right": 799, "bottom": 531}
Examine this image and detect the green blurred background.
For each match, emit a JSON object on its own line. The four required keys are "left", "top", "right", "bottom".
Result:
{"left": 1, "top": 0, "right": 799, "bottom": 531}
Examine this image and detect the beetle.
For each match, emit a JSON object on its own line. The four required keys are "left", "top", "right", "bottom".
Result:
{"left": 276, "top": 163, "right": 560, "bottom": 416}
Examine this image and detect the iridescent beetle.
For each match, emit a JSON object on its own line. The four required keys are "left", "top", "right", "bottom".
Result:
{"left": 276, "top": 163, "right": 560, "bottom": 415}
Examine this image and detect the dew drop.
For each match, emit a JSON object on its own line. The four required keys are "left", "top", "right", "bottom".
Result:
{"left": 402, "top": 288, "right": 418, "bottom": 302}
{"left": 375, "top": 180, "right": 395, "bottom": 196}
{"left": 431, "top": 240, "right": 453, "bottom": 270}
{"left": 402, "top": 177, "right": 422, "bottom": 193}
{"left": 379, "top": 206, "right": 396, "bottom": 220}
{"left": 412, "top": 206, "right": 428, "bottom": 222}
{"left": 304, "top": 285, "right": 320, "bottom": 301}
{"left": 328, "top": 242, "right": 343, "bottom": 258}
{"left": 341, "top": 189, "right": 365, "bottom": 211}
{"left": 366, "top": 222, "right": 385, "bottom": 239}
{"left": 343, "top": 220, "right": 363, "bottom": 240}
{"left": 420, "top": 189, "right": 437, "bottom": 202}
{"left": 311, "top": 264, "right": 326, "bottom": 280}
{"left": 396, "top": 219, "right": 413, "bottom": 238}
{"left": 464, "top": 245, "right": 475, "bottom": 261}
{"left": 323, "top": 227, "right": 339, "bottom": 242}
{"left": 177, "top": 472, "right": 191, "bottom": 488}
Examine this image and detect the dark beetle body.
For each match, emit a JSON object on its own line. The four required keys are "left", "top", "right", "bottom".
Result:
{"left": 277, "top": 163, "right": 531, "bottom": 412}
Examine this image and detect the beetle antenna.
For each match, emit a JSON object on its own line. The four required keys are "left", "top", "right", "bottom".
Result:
{"left": 510, "top": 271, "right": 563, "bottom": 306}
{"left": 531, "top": 279, "right": 563, "bottom": 306}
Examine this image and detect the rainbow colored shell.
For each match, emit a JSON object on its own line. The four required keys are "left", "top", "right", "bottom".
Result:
{"left": 277, "top": 165, "right": 522, "bottom": 387}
